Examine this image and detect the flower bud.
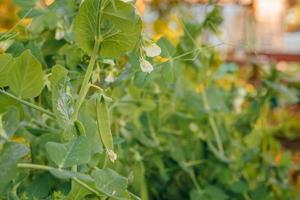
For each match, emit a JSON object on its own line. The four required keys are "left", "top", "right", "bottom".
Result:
{"left": 140, "top": 58, "right": 154, "bottom": 73}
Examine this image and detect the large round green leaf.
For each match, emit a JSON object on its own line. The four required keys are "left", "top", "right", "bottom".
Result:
{"left": 45, "top": 136, "right": 91, "bottom": 168}
{"left": 7, "top": 50, "right": 45, "bottom": 99}
{"left": 73, "top": 0, "right": 142, "bottom": 58}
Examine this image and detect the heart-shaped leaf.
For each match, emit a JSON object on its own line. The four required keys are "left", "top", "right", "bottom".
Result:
{"left": 7, "top": 50, "right": 45, "bottom": 99}
{"left": 73, "top": 0, "right": 142, "bottom": 57}
{"left": 92, "top": 168, "right": 130, "bottom": 199}
{"left": 157, "top": 37, "right": 178, "bottom": 83}
{"left": 46, "top": 136, "right": 91, "bottom": 168}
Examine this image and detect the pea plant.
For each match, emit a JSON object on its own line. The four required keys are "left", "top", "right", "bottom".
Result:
{"left": 0, "top": 0, "right": 297, "bottom": 200}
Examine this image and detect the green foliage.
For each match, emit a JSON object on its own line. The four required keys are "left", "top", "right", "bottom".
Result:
{"left": 0, "top": 54, "right": 13, "bottom": 87}
{"left": 73, "top": 0, "right": 142, "bottom": 57}
{"left": 93, "top": 168, "right": 129, "bottom": 199}
{"left": 0, "top": 1, "right": 297, "bottom": 200}
{"left": 46, "top": 136, "right": 91, "bottom": 168}
{"left": 0, "top": 142, "right": 29, "bottom": 192}
{"left": 7, "top": 50, "right": 45, "bottom": 99}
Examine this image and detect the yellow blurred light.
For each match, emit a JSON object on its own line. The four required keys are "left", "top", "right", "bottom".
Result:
{"left": 195, "top": 84, "right": 205, "bottom": 94}
{"left": 245, "top": 83, "right": 255, "bottom": 94}
{"left": 136, "top": 0, "right": 145, "bottom": 15}
{"left": 45, "top": 0, "right": 55, "bottom": 6}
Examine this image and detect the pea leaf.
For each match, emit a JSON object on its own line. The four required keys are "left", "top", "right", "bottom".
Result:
{"left": 79, "top": 113, "right": 103, "bottom": 154}
{"left": 7, "top": 50, "right": 45, "bottom": 99}
{"left": 0, "top": 94, "right": 22, "bottom": 114}
{"left": 66, "top": 181, "right": 91, "bottom": 200}
{"left": 157, "top": 37, "right": 178, "bottom": 82}
{"left": 0, "top": 142, "right": 29, "bottom": 192}
{"left": 0, "top": 107, "right": 20, "bottom": 140}
{"left": 51, "top": 69, "right": 74, "bottom": 128}
{"left": 73, "top": 0, "right": 142, "bottom": 57}
{"left": 49, "top": 65, "right": 68, "bottom": 88}
{"left": 13, "top": 0, "right": 38, "bottom": 17}
{"left": 45, "top": 136, "right": 91, "bottom": 168}
{"left": 0, "top": 53, "right": 13, "bottom": 87}
{"left": 92, "top": 168, "right": 130, "bottom": 199}
{"left": 134, "top": 71, "right": 150, "bottom": 88}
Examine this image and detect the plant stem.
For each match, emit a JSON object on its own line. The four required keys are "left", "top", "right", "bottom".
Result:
{"left": 0, "top": 89, "right": 55, "bottom": 118}
{"left": 73, "top": 178, "right": 102, "bottom": 197}
{"left": 202, "top": 90, "right": 224, "bottom": 156}
{"left": 17, "top": 163, "right": 53, "bottom": 171}
{"left": 71, "top": 40, "right": 101, "bottom": 122}
{"left": 17, "top": 163, "right": 103, "bottom": 198}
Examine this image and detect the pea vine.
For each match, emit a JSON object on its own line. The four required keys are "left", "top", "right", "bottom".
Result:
{"left": 0, "top": 0, "right": 296, "bottom": 199}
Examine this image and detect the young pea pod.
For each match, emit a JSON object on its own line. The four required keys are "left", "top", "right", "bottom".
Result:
{"left": 96, "top": 95, "right": 116, "bottom": 162}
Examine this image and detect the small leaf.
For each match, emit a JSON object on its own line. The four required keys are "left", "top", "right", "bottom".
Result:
{"left": 73, "top": 0, "right": 142, "bottom": 57}
{"left": 7, "top": 50, "right": 45, "bottom": 99}
{"left": 49, "top": 64, "right": 68, "bottom": 88}
{"left": 0, "top": 53, "right": 13, "bottom": 87}
{"left": 66, "top": 181, "right": 91, "bottom": 200}
{"left": 0, "top": 93, "right": 22, "bottom": 114}
{"left": 0, "top": 107, "right": 20, "bottom": 140}
{"left": 52, "top": 78, "right": 74, "bottom": 128}
{"left": 13, "top": 0, "right": 39, "bottom": 17}
{"left": 157, "top": 37, "right": 176, "bottom": 58}
{"left": 79, "top": 112, "right": 103, "bottom": 154}
{"left": 134, "top": 71, "right": 150, "bottom": 88}
{"left": 92, "top": 168, "right": 129, "bottom": 199}
{"left": 45, "top": 136, "right": 91, "bottom": 168}
{"left": 0, "top": 142, "right": 29, "bottom": 192}
{"left": 157, "top": 37, "right": 178, "bottom": 82}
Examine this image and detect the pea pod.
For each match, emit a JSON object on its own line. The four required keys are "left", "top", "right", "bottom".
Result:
{"left": 96, "top": 95, "right": 116, "bottom": 162}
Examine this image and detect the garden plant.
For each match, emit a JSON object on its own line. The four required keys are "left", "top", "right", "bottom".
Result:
{"left": 0, "top": 0, "right": 298, "bottom": 199}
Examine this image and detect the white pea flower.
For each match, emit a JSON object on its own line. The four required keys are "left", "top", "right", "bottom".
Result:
{"left": 107, "top": 149, "right": 117, "bottom": 162}
{"left": 143, "top": 43, "right": 161, "bottom": 57}
{"left": 55, "top": 27, "right": 65, "bottom": 40}
{"left": 234, "top": 88, "right": 246, "bottom": 113}
{"left": 140, "top": 58, "right": 153, "bottom": 73}
{"left": 103, "top": 59, "right": 115, "bottom": 66}
{"left": 105, "top": 72, "right": 115, "bottom": 83}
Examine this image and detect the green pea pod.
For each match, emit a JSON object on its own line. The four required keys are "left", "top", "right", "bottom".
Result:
{"left": 96, "top": 95, "right": 116, "bottom": 162}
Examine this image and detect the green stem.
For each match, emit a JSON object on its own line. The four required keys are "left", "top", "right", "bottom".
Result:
{"left": 146, "top": 113, "right": 159, "bottom": 146}
{"left": 102, "top": 154, "right": 108, "bottom": 169}
{"left": 17, "top": 163, "right": 103, "bottom": 198}
{"left": 202, "top": 90, "right": 224, "bottom": 156}
{"left": 73, "top": 177, "right": 102, "bottom": 197}
{"left": 17, "top": 163, "right": 53, "bottom": 171}
{"left": 71, "top": 40, "right": 101, "bottom": 122}
{"left": 0, "top": 89, "right": 55, "bottom": 118}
